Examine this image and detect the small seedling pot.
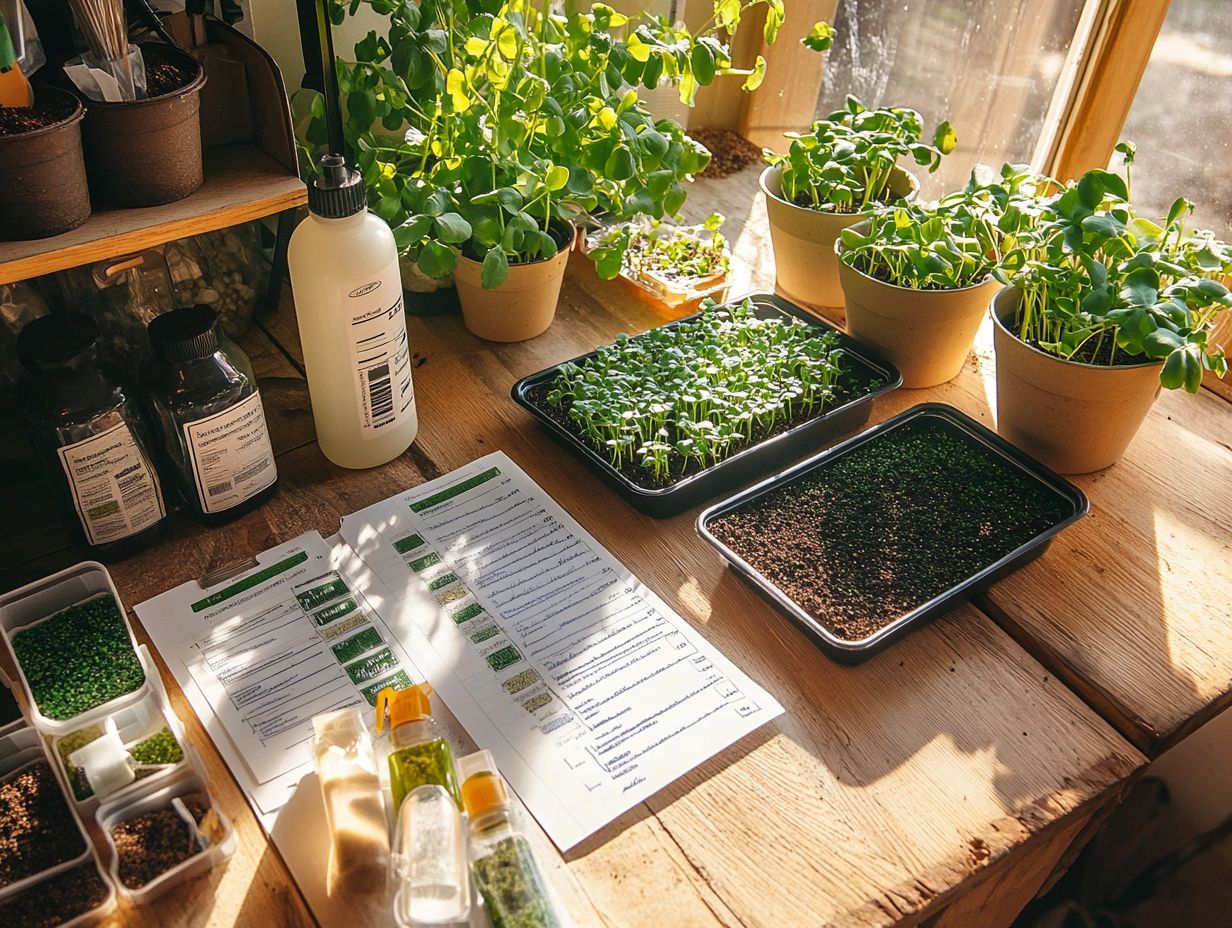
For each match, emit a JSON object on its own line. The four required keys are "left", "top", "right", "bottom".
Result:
{"left": 0, "top": 85, "right": 91, "bottom": 240}
{"left": 760, "top": 163, "right": 917, "bottom": 327}
{"left": 991, "top": 287, "right": 1163, "bottom": 474}
{"left": 454, "top": 223, "right": 574, "bottom": 342}
{"left": 81, "top": 44, "right": 207, "bottom": 207}
{"left": 837, "top": 222, "right": 1002, "bottom": 388}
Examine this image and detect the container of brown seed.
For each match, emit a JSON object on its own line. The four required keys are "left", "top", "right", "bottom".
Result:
{"left": 96, "top": 770, "right": 235, "bottom": 905}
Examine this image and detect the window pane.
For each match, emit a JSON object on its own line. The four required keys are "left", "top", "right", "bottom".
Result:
{"left": 816, "top": 0, "right": 1087, "bottom": 196}
{"left": 1117, "top": 0, "right": 1232, "bottom": 234}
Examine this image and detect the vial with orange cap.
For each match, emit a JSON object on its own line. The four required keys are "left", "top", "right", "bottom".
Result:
{"left": 459, "top": 750, "right": 566, "bottom": 928}
{"left": 375, "top": 683, "right": 461, "bottom": 812}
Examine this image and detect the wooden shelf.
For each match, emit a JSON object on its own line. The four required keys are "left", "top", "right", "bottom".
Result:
{"left": 0, "top": 143, "right": 305, "bottom": 285}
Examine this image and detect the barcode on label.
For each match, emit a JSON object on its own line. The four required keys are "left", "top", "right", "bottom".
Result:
{"left": 207, "top": 480, "right": 233, "bottom": 497}
{"left": 367, "top": 363, "right": 394, "bottom": 424}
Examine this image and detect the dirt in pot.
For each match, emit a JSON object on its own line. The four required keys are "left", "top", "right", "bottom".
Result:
{"left": 144, "top": 56, "right": 196, "bottom": 98}
{"left": 707, "top": 417, "right": 1073, "bottom": 641}
{"left": 0, "top": 95, "right": 77, "bottom": 135}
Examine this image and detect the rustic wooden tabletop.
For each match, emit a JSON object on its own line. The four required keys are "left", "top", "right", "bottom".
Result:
{"left": 9, "top": 162, "right": 1229, "bottom": 926}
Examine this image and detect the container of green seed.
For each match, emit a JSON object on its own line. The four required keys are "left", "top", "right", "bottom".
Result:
{"left": 0, "top": 562, "right": 149, "bottom": 736}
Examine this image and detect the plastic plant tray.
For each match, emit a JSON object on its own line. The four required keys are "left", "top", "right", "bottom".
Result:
{"left": 0, "top": 728, "right": 97, "bottom": 903}
{"left": 0, "top": 669, "right": 25, "bottom": 737}
{"left": 0, "top": 562, "right": 150, "bottom": 736}
{"left": 51, "top": 646, "right": 193, "bottom": 812}
{"left": 583, "top": 221, "right": 731, "bottom": 311}
{"left": 511, "top": 293, "right": 903, "bottom": 517}
{"left": 96, "top": 769, "right": 236, "bottom": 905}
{"left": 696, "top": 403, "right": 1090, "bottom": 662}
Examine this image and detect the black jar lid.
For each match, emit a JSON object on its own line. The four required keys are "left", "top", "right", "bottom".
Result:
{"left": 17, "top": 312, "right": 100, "bottom": 372}
{"left": 148, "top": 305, "right": 221, "bottom": 363}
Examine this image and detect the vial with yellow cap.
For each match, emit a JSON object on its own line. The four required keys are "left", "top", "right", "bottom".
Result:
{"left": 459, "top": 750, "right": 565, "bottom": 928}
{"left": 375, "top": 683, "right": 461, "bottom": 812}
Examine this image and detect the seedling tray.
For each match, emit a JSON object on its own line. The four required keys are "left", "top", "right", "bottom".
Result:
{"left": 511, "top": 293, "right": 902, "bottom": 516}
{"left": 697, "top": 403, "right": 1089, "bottom": 662}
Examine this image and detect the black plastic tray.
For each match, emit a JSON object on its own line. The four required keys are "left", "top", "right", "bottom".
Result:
{"left": 696, "top": 403, "right": 1090, "bottom": 663}
{"left": 510, "top": 293, "right": 902, "bottom": 517}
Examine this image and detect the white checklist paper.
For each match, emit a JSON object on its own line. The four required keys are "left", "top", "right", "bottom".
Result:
{"left": 340, "top": 451, "right": 783, "bottom": 850}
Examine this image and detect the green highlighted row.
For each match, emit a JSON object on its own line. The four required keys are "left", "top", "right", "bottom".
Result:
{"left": 410, "top": 467, "right": 500, "bottom": 512}
{"left": 296, "top": 576, "right": 348, "bottom": 611}
{"left": 311, "top": 597, "right": 357, "bottom": 627}
{"left": 191, "top": 552, "right": 309, "bottom": 613}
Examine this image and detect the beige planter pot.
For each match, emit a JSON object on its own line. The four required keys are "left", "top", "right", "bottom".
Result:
{"left": 454, "top": 230, "right": 572, "bottom": 342}
{"left": 760, "top": 164, "right": 917, "bottom": 327}
{"left": 837, "top": 225, "right": 1001, "bottom": 388}
{"left": 991, "top": 287, "right": 1163, "bottom": 474}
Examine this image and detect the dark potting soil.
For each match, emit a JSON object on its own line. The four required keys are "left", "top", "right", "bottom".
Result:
{"left": 0, "top": 96, "right": 76, "bottom": 136}
{"left": 526, "top": 361, "right": 882, "bottom": 491}
{"left": 112, "top": 794, "right": 211, "bottom": 888}
{"left": 691, "top": 127, "right": 763, "bottom": 178}
{"left": 145, "top": 58, "right": 195, "bottom": 98}
{"left": 707, "top": 418, "right": 1073, "bottom": 641}
{"left": 0, "top": 862, "right": 110, "bottom": 928}
{"left": 0, "top": 761, "right": 88, "bottom": 888}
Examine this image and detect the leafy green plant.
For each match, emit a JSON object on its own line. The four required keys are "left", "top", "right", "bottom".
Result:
{"left": 544, "top": 298, "right": 852, "bottom": 481}
{"left": 589, "top": 212, "right": 729, "bottom": 283}
{"left": 300, "top": 0, "right": 785, "bottom": 287}
{"left": 764, "top": 94, "right": 957, "bottom": 214}
{"left": 999, "top": 143, "right": 1232, "bottom": 392}
{"left": 838, "top": 163, "right": 1051, "bottom": 290}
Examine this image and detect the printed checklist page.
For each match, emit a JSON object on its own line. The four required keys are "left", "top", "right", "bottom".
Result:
{"left": 341, "top": 451, "right": 783, "bottom": 850}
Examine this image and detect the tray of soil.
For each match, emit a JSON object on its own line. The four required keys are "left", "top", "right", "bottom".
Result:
{"left": 0, "top": 756, "right": 92, "bottom": 897}
{"left": 0, "top": 84, "right": 91, "bottom": 240}
{"left": 0, "top": 860, "right": 116, "bottom": 928}
{"left": 512, "top": 293, "right": 902, "bottom": 516}
{"left": 697, "top": 403, "right": 1089, "bottom": 662}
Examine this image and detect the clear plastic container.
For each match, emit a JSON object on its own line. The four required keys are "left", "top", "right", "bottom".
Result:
{"left": 391, "top": 784, "right": 470, "bottom": 926}
{"left": 310, "top": 706, "right": 390, "bottom": 900}
{"left": 50, "top": 646, "right": 192, "bottom": 810}
{"left": 0, "top": 856, "right": 118, "bottom": 928}
{"left": 96, "top": 769, "right": 236, "bottom": 905}
{"left": 0, "top": 562, "right": 150, "bottom": 737}
{"left": 0, "top": 728, "right": 96, "bottom": 903}
{"left": 0, "top": 667, "right": 25, "bottom": 737}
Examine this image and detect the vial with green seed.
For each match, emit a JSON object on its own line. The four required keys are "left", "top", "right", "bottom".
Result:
{"left": 375, "top": 684, "right": 460, "bottom": 812}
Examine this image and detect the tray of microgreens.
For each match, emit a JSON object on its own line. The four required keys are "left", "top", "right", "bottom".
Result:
{"left": 512, "top": 294, "right": 901, "bottom": 516}
{"left": 585, "top": 213, "right": 732, "bottom": 309}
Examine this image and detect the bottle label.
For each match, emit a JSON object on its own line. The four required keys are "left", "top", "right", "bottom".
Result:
{"left": 56, "top": 422, "right": 165, "bottom": 547}
{"left": 183, "top": 391, "right": 277, "bottom": 514}
{"left": 342, "top": 269, "right": 415, "bottom": 440}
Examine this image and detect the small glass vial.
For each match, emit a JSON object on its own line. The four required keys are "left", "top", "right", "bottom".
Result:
{"left": 375, "top": 684, "right": 460, "bottom": 813}
{"left": 460, "top": 750, "right": 565, "bottom": 928}
{"left": 143, "top": 305, "right": 278, "bottom": 524}
{"left": 16, "top": 311, "right": 167, "bottom": 558}
{"left": 391, "top": 784, "right": 469, "bottom": 926}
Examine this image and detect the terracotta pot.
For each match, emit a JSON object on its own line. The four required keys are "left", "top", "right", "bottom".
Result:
{"left": 454, "top": 225, "right": 573, "bottom": 342}
{"left": 991, "top": 287, "right": 1163, "bottom": 474}
{"left": 760, "top": 164, "right": 917, "bottom": 327}
{"left": 81, "top": 44, "right": 207, "bottom": 207}
{"left": 837, "top": 223, "right": 1001, "bottom": 387}
{"left": 0, "top": 85, "right": 90, "bottom": 240}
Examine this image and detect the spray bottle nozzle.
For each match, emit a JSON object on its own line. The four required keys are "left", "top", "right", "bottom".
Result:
{"left": 318, "top": 153, "right": 350, "bottom": 189}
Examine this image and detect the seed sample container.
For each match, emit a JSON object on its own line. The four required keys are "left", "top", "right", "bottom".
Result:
{"left": 97, "top": 770, "right": 236, "bottom": 905}
{"left": 0, "top": 729, "right": 95, "bottom": 902}
{"left": 0, "top": 670, "right": 24, "bottom": 737}
{"left": 698, "top": 404, "right": 1089, "bottom": 662}
{"left": 0, "top": 562, "right": 149, "bottom": 735}
{"left": 0, "top": 858, "right": 117, "bottom": 928}
{"left": 52, "top": 647, "right": 191, "bottom": 809}
{"left": 513, "top": 293, "right": 902, "bottom": 517}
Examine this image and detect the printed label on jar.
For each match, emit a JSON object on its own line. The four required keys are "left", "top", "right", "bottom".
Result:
{"left": 56, "top": 422, "right": 165, "bottom": 546}
{"left": 343, "top": 268, "right": 415, "bottom": 439}
{"left": 183, "top": 391, "right": 277, "bottom": 514}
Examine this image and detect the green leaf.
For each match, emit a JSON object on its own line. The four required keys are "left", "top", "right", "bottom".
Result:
{"left": 1161, "top": 345, "right": 1203, "bottom": 393}
{"left": 605, "top": 145, "right": 636, "bottom": 181}
{"left": 742, "top": 56, "right": 767, "bottom": 92}
{"left": 392, "top": 214, "right": 433, "bottom": 251}
{"left": 419, "top": 240, "right": 457, "bottom": 278}
{"left": 933, "top": 120, "right": 957, "bottom": 155}
{"left": 690, "top": 42, "right": 716, "bottom": 87}
{"left": 481, "top": 246, "right": 509, "bottom": 289}
{"left": 764, "top": 2, "right": 785, "bottom": 44}
{"left": 802, "top": 21, "right": 835, "bottom": 53}
{"left": 434, "top": 212, "right": 473, "bottom": 244}
{"left": 546, "top": 165, "right": 570, "bottom": 191}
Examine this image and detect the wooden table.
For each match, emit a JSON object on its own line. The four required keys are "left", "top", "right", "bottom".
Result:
{"left": 6, "top": 163, "right": 1209, "bottom": 927}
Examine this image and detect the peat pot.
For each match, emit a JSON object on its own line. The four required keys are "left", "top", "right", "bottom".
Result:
{"left": 0, "top": 85, "right": 90, "bottom": 239}
{"left": 81, "top": 44, "right": 207, "bottom": 207}
{"left": 838, "top": 222, "right": 1002, "bottom": 388}
{"left": 991, "top": 287, "right": 1163, "bottom": 474}
{"left": 454, "top": 224, "right": 573, "bottom": 342}
{"left": 760, "top": 163, "right": 917, "bottom": 327}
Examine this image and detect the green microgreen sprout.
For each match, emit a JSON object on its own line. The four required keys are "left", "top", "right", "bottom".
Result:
{"left": 545, "top": 298, "right": 848, "bottom": 482}
{"left": 590, "top": 212, "right": 730, "bottom": 284}
{"left": 997, "top": 141, "right": 1232, "bottom": 392}
{"left": 838, "top": 163, "right": 1052, "bottom": 290}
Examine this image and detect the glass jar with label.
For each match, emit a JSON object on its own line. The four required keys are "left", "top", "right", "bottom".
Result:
{"left": 16, "top": 312, "right": 167, "bottom": 558}
{"left": 143, "top": 305, "right": 278, "bottom": 524}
